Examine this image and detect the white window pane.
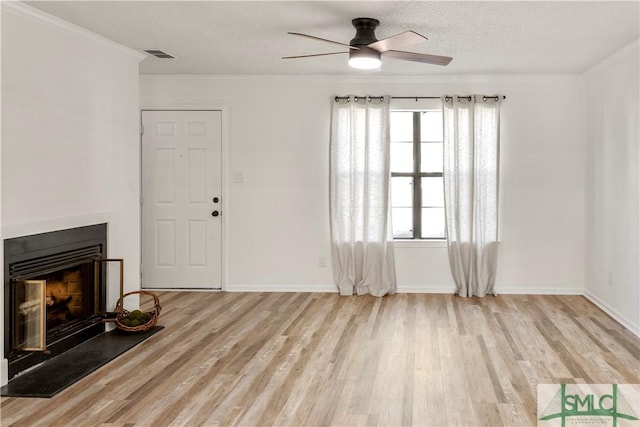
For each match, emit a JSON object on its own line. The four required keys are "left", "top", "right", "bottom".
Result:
{"left": 421, "top": 177, "right": 444, "bottom": 207}
{"left": 392, "top": 208, "right": 413, "bottom": 238}
{"left": 421, "top": 142, "right": 443, "bottom": 173}
{"left": 421, "top": 111, "right": 443, "bottom": 142}
{"left": 421, "top": 208, "right": 445, "bottom": 239}
{"left": 391, "top": 177, "right": 413, "bottom": 207}
{"left": 390, "top": 142, "right": 413, "bottom": 173}
{"left": 391, "top": 112, "right": 414, "bottom": 142}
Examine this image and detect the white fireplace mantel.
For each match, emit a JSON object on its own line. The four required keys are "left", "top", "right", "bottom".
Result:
{"left": 1, "top": 211, "right": 113, "bottom": 241}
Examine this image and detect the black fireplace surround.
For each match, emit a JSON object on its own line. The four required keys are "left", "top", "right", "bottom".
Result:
{"left": 4, "top": 224, "right": 108, "bottom": 380}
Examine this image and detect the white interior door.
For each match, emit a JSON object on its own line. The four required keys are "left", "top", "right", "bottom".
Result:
{"left": 141, "top": 110, "right": 222, "bottom": 289}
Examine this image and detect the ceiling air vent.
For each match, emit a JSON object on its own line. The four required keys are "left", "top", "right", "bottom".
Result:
{"left": 141, "top": 49, "right": 175, "bottom": 59}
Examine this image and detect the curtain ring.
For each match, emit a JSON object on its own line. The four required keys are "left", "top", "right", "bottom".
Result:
{"left": 367, "top": 96, "right": 371, "bottom": 103}
{"left": 334, "top": 96, "right": 339, "bottom": 102}
{"left": 354, "top": 96, "right": 358, "bottom": 102}
{"left": 483, "top": 96, "right": 487, "bottom": 102}
{"left": 380, "top": 96, "right": 384, "bottom": 102}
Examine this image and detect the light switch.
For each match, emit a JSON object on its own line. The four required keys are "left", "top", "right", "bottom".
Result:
{"left": 232, "top": 170, "right": 246, "bottom": 183}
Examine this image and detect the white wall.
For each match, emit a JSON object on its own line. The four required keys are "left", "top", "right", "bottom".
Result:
{"left": 583, "top": 39, "right": 640, "bottom": 335}
{"left": 140, "top": 74, "right": 586, "bottom": 295}
{"left": 1, "top": 3, "right": 143, "bottom": 384}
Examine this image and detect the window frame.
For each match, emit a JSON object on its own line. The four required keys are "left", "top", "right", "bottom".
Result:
{"left": 391, "top": 110, "right": 445, "bottom": 240}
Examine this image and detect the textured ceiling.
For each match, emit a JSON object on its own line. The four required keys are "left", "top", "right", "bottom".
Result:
{"left": 25, "top": 1, "right": 640, "bottom": 75}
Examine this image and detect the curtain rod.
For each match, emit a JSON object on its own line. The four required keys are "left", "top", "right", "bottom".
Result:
{"left": 334, "top": 95, "right": 506, "bottom": 102}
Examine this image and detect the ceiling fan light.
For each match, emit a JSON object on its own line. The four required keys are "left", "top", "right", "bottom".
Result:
{"left": 349, "top": 56, "right": 381, "bottom": 70}
{"left": 348, "top": 49, "right": 381, "bottom": 70}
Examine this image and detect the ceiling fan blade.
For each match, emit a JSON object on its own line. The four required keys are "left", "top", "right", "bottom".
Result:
{"left": 383, "top": 50, "right": 453, "bottom": 66}
{"left": 282, "top": 52, "right": 350, "bottom": 59}
{"left": 288, "top": 32, "right": 358, "bottom": 50}
{"left": 368, "top": 30, "right": 428, "bottom": 52}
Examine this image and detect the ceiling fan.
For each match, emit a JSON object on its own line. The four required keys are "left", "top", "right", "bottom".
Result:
{"left": 283, "top": 18, "right": 453, "bottom": 70}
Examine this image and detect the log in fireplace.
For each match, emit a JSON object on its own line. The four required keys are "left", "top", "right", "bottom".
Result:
{"left": 3, "top": 224, "right": 111, "bottom": 380}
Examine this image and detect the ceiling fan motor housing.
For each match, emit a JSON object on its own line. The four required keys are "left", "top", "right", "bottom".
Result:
{"left": 348, "top": 18, "right": 382, "bottom": 68}
{"left": 350, "top": 18, "right": 380, "bottom": 46}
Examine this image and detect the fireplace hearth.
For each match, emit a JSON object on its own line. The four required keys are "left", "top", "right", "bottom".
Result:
{"left": 4, "top": 224, "right": 108, "bottom": 380}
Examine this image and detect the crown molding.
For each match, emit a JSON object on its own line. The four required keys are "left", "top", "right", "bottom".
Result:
{"left": 1, "top": 1, "right": 145, "bottom": 63}
{"left": 139, "top": 73, "right": 582, "bottom": 84}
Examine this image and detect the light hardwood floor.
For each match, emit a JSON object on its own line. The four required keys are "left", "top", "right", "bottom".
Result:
{"left": 1, "top": 292, "right": 639, "bottom": 426}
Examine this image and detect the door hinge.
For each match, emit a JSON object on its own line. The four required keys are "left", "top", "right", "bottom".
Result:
{"left": 140, "top": 124, "right": 144, "bottom": 136}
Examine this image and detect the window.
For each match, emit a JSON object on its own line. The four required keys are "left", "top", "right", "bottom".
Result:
{"left": 390, "top": 110, "right": 445, "bottom": 239}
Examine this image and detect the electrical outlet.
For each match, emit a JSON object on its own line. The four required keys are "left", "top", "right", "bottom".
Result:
{"left": 319, "top": 256, "right": 329, "bottom": 268}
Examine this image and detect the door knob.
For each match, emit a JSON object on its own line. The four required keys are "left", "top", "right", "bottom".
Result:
{"left": 211, "top": 211, "right": 220, "bottom": 217}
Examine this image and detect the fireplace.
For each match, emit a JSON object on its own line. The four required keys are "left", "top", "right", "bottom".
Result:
{"left": 4, "top": 224, "right": 109, "bottom": 380}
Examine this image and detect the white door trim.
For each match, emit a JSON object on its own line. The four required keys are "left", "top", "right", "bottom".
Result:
{"left": 140, "top": 104, "right": 229, "bottom": 291}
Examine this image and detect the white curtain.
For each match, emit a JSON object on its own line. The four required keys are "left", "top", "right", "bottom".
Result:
{"left": 442, "top": 95, "right": 502, "bottom": 297}
{"left": 330, "top": 95, "right": 397, "bottom": 297}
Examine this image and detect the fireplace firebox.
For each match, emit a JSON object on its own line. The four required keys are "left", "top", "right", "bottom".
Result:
{"left": 4, "top": 224, "right": 109, "bottom": 380}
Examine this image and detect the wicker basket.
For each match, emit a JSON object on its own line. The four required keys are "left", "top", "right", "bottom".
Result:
{"left": 113, "top": 290, "right": 161, "bottom": 332}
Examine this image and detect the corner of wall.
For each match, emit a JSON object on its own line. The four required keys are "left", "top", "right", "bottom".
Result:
{"left": 583, "top": 290, "right": 640, "bottom": 337}
{"left": 582, "top": 36, "right": 640, "bottom": 336}
{"left": 583, "top": 38, "right": 640, "bottom": 78}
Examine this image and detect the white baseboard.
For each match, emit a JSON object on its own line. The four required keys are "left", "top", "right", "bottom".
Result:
{"left": 229, "top": 284, "right": 453, "bottom": 294}
{"left": 396, "top": 285, "right": 583, "bottom": 295}
{"left": 583, "top": 290, "right": 640, "bottom": 337}
{"left": 225, "top": 284, "right": 455, "bottom": 294}
{"left": 494, "top": 286, "right": 583, "bottom": 295}
{"left": 226, "top": 284, "right": 456, "bottom": 294}
{"left": 396, "top": 285, "right": 455, "bottom": 293}
{"left": 226, "top": 284, "right": 337, "bottom": 293}
{"left": 223, "top": 284, "right": 584, "bottom": 295}
{"left": 142, "top": 288, "right": 221, "bottom": 292}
